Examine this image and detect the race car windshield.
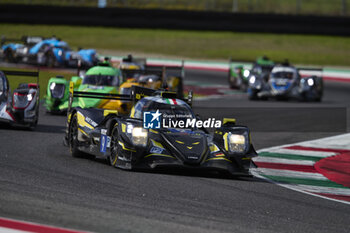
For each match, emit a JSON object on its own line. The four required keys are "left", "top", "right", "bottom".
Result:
{"left": 146, "top": 103, "right": 194, "bottom": 121}
{"left": 82, "top": 75, "right": 120, "bottom": 87}
{"left": 133, "top": 99, "right": 195, "bottom": 125}
{"left": 271, "top": 71, "right": 294, "bottom": 80}
{"left": 253, "top": 65, "right": 273, "bottom": 74}
{"left": 55, "top": 45, "right": 70, "bottom": 50}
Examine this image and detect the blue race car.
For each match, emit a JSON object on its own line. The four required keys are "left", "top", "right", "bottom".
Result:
{"left": 1, "top": 36, "right": 99, "bottom": 68}
{"left": 247, "top": 63, "right": 323, "bottom": 101}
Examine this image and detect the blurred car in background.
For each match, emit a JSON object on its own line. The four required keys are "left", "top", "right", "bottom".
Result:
{"left": 45, "top": 59, "right": 123, "bottom": 113}
{"left": 119, "top": 54, "right": 185, "bottom": 99}
{"left": 0, "top": 35, "right": 99, "bottom": 68}
{"left": 228, "top": 56, "right": 275, "bottom": 91}
{"left": 247, "top": 63, "right": 323, "bottom": 101}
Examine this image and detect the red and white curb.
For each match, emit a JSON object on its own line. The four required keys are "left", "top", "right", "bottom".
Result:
{"left": 0, "top": 217, "right": 88, "bottom": 233}
{"left": 251, "top": 133, "right": 350, "bottom": 205}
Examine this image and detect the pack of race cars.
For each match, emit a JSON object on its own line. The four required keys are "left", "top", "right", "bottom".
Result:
{"left": 228, "top": 56, "right": 323, "bottom": 101}
{"left": 0, "top": 53, "right": 326, "bottom": 178}
{"left": 1, "top": 35, "right": 99, "bottom": 68}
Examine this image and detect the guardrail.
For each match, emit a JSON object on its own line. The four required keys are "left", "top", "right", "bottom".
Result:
{"left": 0, "top": 4, "right": 350, "bottom": 36}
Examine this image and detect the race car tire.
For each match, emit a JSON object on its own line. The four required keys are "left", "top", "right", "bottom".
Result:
{"left": 248, "top": 88, "right": 259, "bottom": 100}
{"left": 228, "top": 76, "right": 239, "bottom": 89}
{"left": 28, "top": 118, "right": 38, "bottom": 130}
{"left": 4, "top": 48, "right": 16, "bottom": 63}
{"left": 46, "top": 51, "right": 56, "bottom": 68}
{"left": 68, "top": 113, "right": 82, "bottom": 157}
{"left": 109, "top": 126, "right": 121, "bottom": 167}
{"left": 240, "top": 83, "right": 248, "bottom": 92}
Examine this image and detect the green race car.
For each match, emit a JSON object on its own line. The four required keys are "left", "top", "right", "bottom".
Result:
{"left": 45, "top": 60, "right": 124, "bottom": 113}
{"left": 228, "top": 56, "right": 275, "bottom": 91}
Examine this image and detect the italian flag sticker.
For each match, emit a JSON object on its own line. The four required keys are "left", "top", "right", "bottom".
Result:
{"left": 166, "top": 98, "right": 178, "bottom": 105}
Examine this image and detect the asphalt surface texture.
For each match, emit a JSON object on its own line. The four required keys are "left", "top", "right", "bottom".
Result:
{"left": 0, "top": 68, "right": 350, "bottom": 233}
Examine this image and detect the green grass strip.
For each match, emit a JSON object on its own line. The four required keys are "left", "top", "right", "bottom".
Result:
{"left": 263, "top": 175, "right": 347, "bottom": 189}
{"left": 259, "top": 152, "right": 324, "bottom": 162}
{"left": 1, "top": 24, "right": 350, "bottom": 66}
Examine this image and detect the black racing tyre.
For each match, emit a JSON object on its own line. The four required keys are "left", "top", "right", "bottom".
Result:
{"left": 68, "top": 113, "right": 81, "bottom": 157}
{"left": 28, "top": 118, "right": 38, "bottom": 130}
{"left": 229, "top": 78, "right": 236, "bottom": 89}
{"left": 46, "top": 51, "right": 56, "bottom": 68}
{"left": 4, "top": 48, "right": 16, "bottom": 63}
{"left": 248, "top": 88, "right": 259, "bottom": 100}
{"left": 109, "top": 126, "right": 120, "bottom": 167}
{"left": 240, "top": 82, "right": 248, "bottom": 92}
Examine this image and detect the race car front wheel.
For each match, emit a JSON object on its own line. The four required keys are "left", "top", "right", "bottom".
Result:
{"left": 109, "top": 126, "right": 120, "bottom": 167}
{"left": 68, "top": 113, "right": 81, "bottom": 157}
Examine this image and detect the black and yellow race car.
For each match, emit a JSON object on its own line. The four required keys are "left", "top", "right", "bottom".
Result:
{"left": 64, "top": 85, "right": 257, "bottom": 176}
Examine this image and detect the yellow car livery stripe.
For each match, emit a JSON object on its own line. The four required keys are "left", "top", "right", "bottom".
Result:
{"left": 103, "top": 109, "right": 118, "bottom": 116}
{"left": 118, "top": 141, "right": 136, "bottom": 152}
{"left": 223, "top": 132, "right": 229, "bottom": 151}
{"left": 151, "top": 139, "right": 164, "bottom": 148}
{"left": 144, "top": 154, "right": 175, "bottom": 159}
{"left": 205, "top": 157, "right": 232, "bottom": 163}
{"left": 77, "top": 112, "right": 94, "bottom": 129}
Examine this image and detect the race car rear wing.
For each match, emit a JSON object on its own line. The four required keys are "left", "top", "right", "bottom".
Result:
{"left": 122, "top": 56, "right": 147, "bottom": 66}
{"left": 3, "top": 70, "right": 40, "bottom": 86}
{"left": 120, "top": 69, "right": 164, "bottom": 81}
{"left": 68, "top": 84, "right": 193, "bottom": 113}
{"left": 1, "top": 36, "right": 44, "bottom": 46}
{"left": 145, "top": 61, "right": 185, "bottom": 79}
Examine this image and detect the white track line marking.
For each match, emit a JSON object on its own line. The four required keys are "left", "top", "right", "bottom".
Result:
{"left": 260, "top": 148, "right": 336, "bottom": 157}
{"left": 254, "top": 133, "right": 350, "bottom": 205}
{"left": 254, "top": 168, "right": 328, "bottom": 180}
{"left": 0, "top": 227, "right": 29, "bottom": 233}
{"left": 253, "top": 157, "right": 315, "bottom": 166}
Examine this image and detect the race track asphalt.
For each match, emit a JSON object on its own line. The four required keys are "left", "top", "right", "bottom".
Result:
{"left": 0, "top": 69, "right": 349, "bottom": 233}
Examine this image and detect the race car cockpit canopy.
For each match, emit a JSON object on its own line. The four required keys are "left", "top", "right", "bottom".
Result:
{"left": 131, "top": 96, "right": 195, "bottom": 121}
{"left": 270, "top": 67, "right": 297, "bottom": 80}
{"left": 82, "top": 74, "right": 120, "bottom": 87}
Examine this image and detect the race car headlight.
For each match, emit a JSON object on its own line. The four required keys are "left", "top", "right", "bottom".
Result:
{"left": 249, "top": 76, "right": 256, "bottom": 84}
{"left": 27, "top": 93, "right": 33, "bottom": 101}
{"left": 131, "top": 127, "right": 148, "bottom": 146}
{"left": 227, "top": 133, "right": 247, "bottom": 153}
{"left": 243, "top": 70, "right": 250, "bottom": 78}
{"left": 49, "top": 82, "right": 56, "bottom": 90}
{"left": 307, "top": 78, "right": 314, "bottom": 86}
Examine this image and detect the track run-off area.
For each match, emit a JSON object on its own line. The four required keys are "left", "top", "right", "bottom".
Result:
{"left": 0, "top": 67, "right": 350, "bottom": 233}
